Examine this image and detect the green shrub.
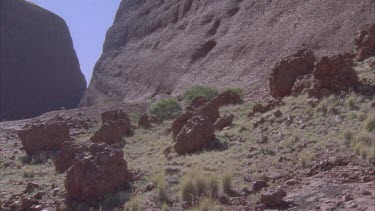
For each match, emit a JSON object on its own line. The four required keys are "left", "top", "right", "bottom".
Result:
{"left": 183, "top": 85, "right": 219, "bottom": 103}
{"left": 148, "top": 98, "right": 182, "bottom": 120}
{"left": 223, "top": 87, "right": 245, "bottom": 99}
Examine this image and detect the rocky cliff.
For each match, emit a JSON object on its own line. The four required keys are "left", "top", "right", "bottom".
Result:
{"left": 0, "top": 0, "right": 86, "bottom": 121}
{"left": 81, "top": 0, "right": 375, "bottom": 106}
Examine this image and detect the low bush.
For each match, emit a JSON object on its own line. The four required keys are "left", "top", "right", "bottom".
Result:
{"left": 148, "top": 98, "right": 182, "bottom": 120}
{"left": 183, "top": 85, "right": 219, "bottom": 103}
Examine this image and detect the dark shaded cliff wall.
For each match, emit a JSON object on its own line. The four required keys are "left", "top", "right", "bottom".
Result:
{"left": 81, "top": 0, "right": 375, "bottom": 106}
{"left": 0, "top": 0, "right": 87, "bottom": 121}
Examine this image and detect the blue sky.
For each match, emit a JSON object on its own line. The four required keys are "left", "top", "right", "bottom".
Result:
{"left": 29, "top": 0, "right": 121, "bottom": 84}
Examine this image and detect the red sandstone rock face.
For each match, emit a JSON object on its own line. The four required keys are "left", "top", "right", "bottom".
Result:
{"left": 0, "top": 0, "right": 86, "bottom": 121}
{"left": 65, "top": 143, "right": 130, "bottom": 202}
{"left": 54, "top": 141, "right": 88, "bottom": 173}
{"left": 90, "top": 110, "right": 131, "bottom": 144}
{"left": 173, "top": 115, "right": 215, "bottom": 155}
{"left": 80, "top": 0, "right": 375, "bottom": 106}
{"left": 18, "top": 122, "right": 73, "bottom": 156}
{"left": 355, "top": 24, "right": 375, "bottom": 61}
{"left": 269, "top": 49, "right": 316, "bottom": 98}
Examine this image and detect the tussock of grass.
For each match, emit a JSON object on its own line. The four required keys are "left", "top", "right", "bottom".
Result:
{"left": 346, "top": 93, "right": 358, "bottom": 110}
{"left": 298, "top": 152, "right": 315, "bottom": 168}
{"left": 191, "top": 196, "right": 219, "bottom": 211}
{"left": 221, "top": 173, "right": 232, "bottom": 194}
{"left": 365, "top": 112, "right": 375, "bottom": 132}
{"left": 180, "top": 171, "right": 219, "bottom": 205}
{"left": 183, "top": 85, "right": 218, "bottom": 103}
{"left": 150, "top": 172, "right": 168, "bottom": 202}
{"left": 358, "top": 112, "right": 368, "bottom": 122}
{"left": 126, "top": 198, "right": 143, "bottom": 211}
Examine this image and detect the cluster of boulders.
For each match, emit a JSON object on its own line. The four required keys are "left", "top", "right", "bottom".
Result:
{"left": 17, "top": 109, "right": 134, "bottom": 204}
{"left": 171, "top": 91, "right": 242, "bottom": 155}
{"left": 269, "top": 49, "right": 359, "bottom": 99}
{"left": 355, "top": 23, "right": 375, "bottom": 62}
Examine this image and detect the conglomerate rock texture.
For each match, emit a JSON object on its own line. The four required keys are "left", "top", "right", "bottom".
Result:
{"left": 81, "top": 0, "right": 375, "bottom": 106}
{"left": 0, "top": 0, "right": 86, "bottom": 121}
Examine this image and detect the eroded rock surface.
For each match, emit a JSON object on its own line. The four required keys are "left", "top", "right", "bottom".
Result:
{"left": 81, "top": 0, "right": 375, "bottom": 106}
{"left": 269, "top": 49, "right": 316, "bottom": 98}
{"left": 18, "top": 122, "right": 73, "bottom": 156}
{"left": 355, "top": 23, "right": 375, "bottom": 61}
{"left": 0, "top": 0, "right": 86, "bottom": 121}
{"left": 65, "top": 143, "right": 131, "bottom": 202}
{"left": 173, "top": 115, "right": 215, "bottom": 155}
{"left": 54, "top": 141, "right": 88, "bottom": 173}
{"left": 90, "top": 110, "right": 131, "bottom": 144}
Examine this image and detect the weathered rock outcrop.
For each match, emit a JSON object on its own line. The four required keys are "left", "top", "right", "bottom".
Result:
{"left": 355, "top": 23, "right": 375, "bottom": 61}
{"left": 65, "top": 143, "right": 131, "bottom": 202}
{"left": 18, "top": 122, "right": 73, "bottom": 156}
{"left": 81, "top": 0, "right": 375, "bottom": 106}
{"left": 269, "top": 49, "right": 316, "bottom": 98}
{"left": 290, "top": 53, "right": 359, "bottom": 98}
{"left": 0, "top": 0, "right": 86, "bottom": 121}
{"left": 54, "top": 141, "right": 88, "bottom": 172}
{"left": 90, "top": 109, "right": 132, "bottom": 144}
{"left": 174, "top": 115, "right": 215, "bottom": 155}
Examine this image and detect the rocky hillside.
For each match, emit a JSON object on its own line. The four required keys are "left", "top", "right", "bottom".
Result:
{"left": 81, "top": 0, "right": 375, "bottom": 106}
{"left": 0, "top": 0, "right": 86, "bottom": 121}
{"left": 0, "top": 56, "right": 373, "bottom": 210}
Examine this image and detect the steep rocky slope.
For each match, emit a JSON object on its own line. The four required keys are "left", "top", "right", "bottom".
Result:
{"left": 81, "top": 0, "right": 375, "bottom": 106}
{"left": 0, "top": 0, "right": 86, "bottom": 121}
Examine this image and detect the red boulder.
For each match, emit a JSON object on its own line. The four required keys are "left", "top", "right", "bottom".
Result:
{"left": 18, "top": 122, "right": 73, "bottom": 156}
{"left": 90, "top": 110, "right": 131, "bottom": 144}
{"left": 65, "top": 143, "right": 131, "bottom": 202}
{"left": 173, "top": 115, "right": 215, "bottom": 155}
{"left": 269, "top": 49, "right": 316, "bottom": 98}
{"left": 54, "top": 141, "right": 88, "bottom": 172}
